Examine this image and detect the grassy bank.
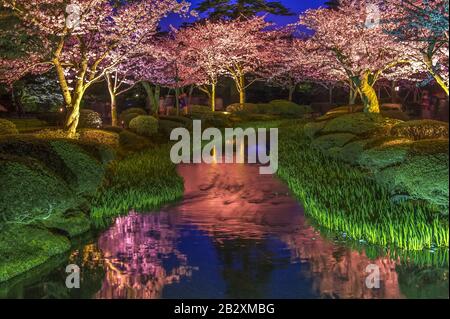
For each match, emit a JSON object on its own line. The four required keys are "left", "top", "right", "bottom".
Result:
{"left": 276, "top": 122, "right": 448, "bottom": 251}
{"left": 91, "top": 145, "right": 184, "bottom": 226}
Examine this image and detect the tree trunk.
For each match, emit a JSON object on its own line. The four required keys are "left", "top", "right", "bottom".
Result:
{"left": 359, "top": 72, "right": 380, "bottom": 113}
{"left": 424, "top": 54, "right": 449, "bottom": 96}
{"left": 288, "top": 85, "right": 295, "bottom": 102}
{"left": 175, "top": 87, "right": 180, "bottom": 116}
{"left": 65, "top": 93, "right": 82, "bottom": 137}
{"left": 391, "top": 80, "right": 398, "bottom": 103}
{"left": 328, "top": 86, "right": 333, "bottom": 106}
{"left": 58, "top": 56, "right": 87, "bottom": 138}
{"left": 106, "top": 73, "right": 118, "bottom": 126}
{"left": 238, "top": 75, "right": 246, "bottom": 104}
{"left": 211, "top": 83, "right": 216, "bottom": 112}
{"left": 110, "top": 94, "right": 117, "bottom": 127}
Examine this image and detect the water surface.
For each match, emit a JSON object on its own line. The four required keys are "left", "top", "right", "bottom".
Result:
{"left": 1, "top": 162, "right": 448, "bottom": 299}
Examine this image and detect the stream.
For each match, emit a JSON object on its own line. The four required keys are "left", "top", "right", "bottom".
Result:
{"left": 1, "top": 161, "right": 448, "bottom": 299}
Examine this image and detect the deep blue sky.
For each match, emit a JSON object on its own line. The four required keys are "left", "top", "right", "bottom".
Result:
{"left": 161, "top": 0, "right": 328, "bottom": 29}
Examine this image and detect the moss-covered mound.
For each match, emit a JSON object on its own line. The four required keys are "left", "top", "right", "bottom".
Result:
{"left": 370, "top": 139, "right": 449, "bottom": 208}
{"left": 359, "top": 141, "right": 412, "bottom": 170}
{"left": 50, "top": 140, "right": 105, "bottom": 195}
{"left": 391, "top": 120, "right": 449, "bottom": 140}
{"left": 0, "top": 225, "right": 71, "bottom": 283}
{"left": 305, "top": 108, "right": 449, "bottom": 210}
{"left": 0, "top": 156, "right": 77, "bottom": 224}
{"left": 322, "top": 113, "right": 401, "bottom": 137}
{"left": 268, "top": 100, "right": 312, "bottom": 116}
{"left": 312, "top": 133, "right": 357, "bottom": 152}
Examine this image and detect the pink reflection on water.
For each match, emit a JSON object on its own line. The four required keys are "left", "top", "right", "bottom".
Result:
{"left": 94, "top": 162, "right": 405, "bottom": 299}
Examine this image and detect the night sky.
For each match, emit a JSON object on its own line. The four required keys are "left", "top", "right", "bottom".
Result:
{"left": 161, "top": 0, "right": 328, "bottom": 29}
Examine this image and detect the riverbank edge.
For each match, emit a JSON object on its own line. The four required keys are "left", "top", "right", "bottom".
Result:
{"left": 0, "top": 132, "right": 184, "bottom": 283}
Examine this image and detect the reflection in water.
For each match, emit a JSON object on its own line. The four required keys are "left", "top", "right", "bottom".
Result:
{"left": 91, "top": 162, "right": 409, "bottom": 299}
{"left": 2, "top": 162, "right": 448, "bottom": 299}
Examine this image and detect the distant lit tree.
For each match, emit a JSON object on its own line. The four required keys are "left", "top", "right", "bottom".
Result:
{"left": 197, "top": 0, "right": 293, "bottom": 20}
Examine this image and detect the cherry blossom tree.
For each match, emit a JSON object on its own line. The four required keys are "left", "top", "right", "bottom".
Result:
{"left": 299, "top": 0, "right": 419, "bottom": 113}
{"left": 384, "top": 0, "right": 449, "bottom": 96}
{"left": 0, "top": 0, "right": 191, "bottom": 136}
{"left": 193, "top": 16, "right": 276, "bottom": 105}
{"left": 171, "top": 21, "right": 230, "bottom": 111}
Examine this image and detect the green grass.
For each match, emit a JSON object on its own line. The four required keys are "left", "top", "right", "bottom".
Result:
{"left": 91, "top": 145, "right": 184, "bottom": 226}
{"left": 276, "top": 122, "right": 449, "bottom": 251}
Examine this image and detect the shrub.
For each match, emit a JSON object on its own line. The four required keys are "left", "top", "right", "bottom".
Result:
{"left": 34, "top": 129, "right": 75, "bottom": 139}
{"left": 0, "top": 135, "right": 75, "bottom": 181}
{"left": 129, "top": 115, "right": 158, "bottom": 137}
{"left": 391, "top": 120, "right": 449, "bottom": 140}
{"left": 78, "top": 109, "right": 102, "bottom": 129}
{"left": 159, "top": 120, "right": 184, "bottom": 137}
{"left": 10, "top": 118, "right": 48, "bottom": 133}
{"left": 159, "top": 115, "right": 193, "bottom": 128}
{"left": 36, "top": 112, "right": 65, "bottom": 125}
{"left": 78, "top": 129, "right": 119, "bottom": 147}
{"left": 234, "top": 113, "right": 280, "bottom": 122}
{"left": 119, "top": 107, "right": 147, "bottom": 127}
{"left": 120, "top": 107, "right": 147, "bottom": 117}
{"left": 317, "top": 105, "right": 364, "bottom": 121}
{"left": 335, "top": 138, "right": 380, "bottom": 165}
{"left": 376, "top": 152, "right": 449, "bottom": 208}
{"left": 269, "top": 100, "right": 312, "bottom": 116}
{"left": 226, "top": 103, "right": 259, "bottom": 113}
{"left": 311, "top": 133, "right": 356, "bottom": 152}
{"left": 256, "top": 103, "right": 275, "bottom": 114}
{"left": 304, "top": 121, "right": 327, "bottom": 139}
{"left": 359, "top": 142, "right": 411, "bottom": 170}
{"left": 119, "top": 130, "right": 151, "bottom": 152}
{"left": 0, "top": 156, "right": 76, "bottom": 225}
{"left": 381, "top": 110, "right": 410, "bottom": 121}
{"left": 102, "top": 125, "right": 125, "bottom": 134}
{"left": 50, "top": 140, "right": 104, "bottom": 195}
{"left": 190, "top": 105, "right": 211, "bottom": 113}
{"left": 71, "top": 139, "right": 116, "bottom": 165}
{"left": 189, "top": 111, "right": 231, "bottom": 128}
{"left": 322, "top": 113, "right": 402, "bottom": 137}
{"left": 0, "top": 119, "right": 18, "bottom": 135}
{"left": 121, "top": 112, "right": 140, "bottom": 127}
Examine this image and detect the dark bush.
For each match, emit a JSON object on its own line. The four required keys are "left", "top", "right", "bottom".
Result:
{"left": 36, "top": 112, "right": 65, "bottom": 125}
{"left": 269, "top": 100, "right": 312, "bottom": 116}
{"left": 119, "top": 108, "right": 147, "bottom": 127}
{"left": 0, "top": 135, "right": 75, "bottom": 182}
{"left": 190, "top": 105, "right": 211, "bottom": 113}
{"left": 159, "top": 115, "right": 193, "bottom": 128}
{"left": 119, "top": 130, "right": 151, "bottom": 152}
{"left": 159, "top": 120, "right": 184, "bottom": 137}
{"left": 391, "top": 120, "right": 449, "bottom": 140}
